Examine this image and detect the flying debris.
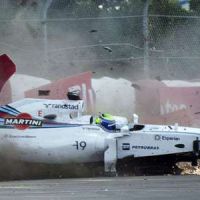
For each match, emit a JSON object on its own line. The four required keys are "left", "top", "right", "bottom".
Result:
{"left": 103, "top": 46, "right": 112, "bottom": 53}
{"left": 89, "top": 29, "right": 98, "bottom": 33}
{"left": 131, "top": 83, "right": 141, "bottom": 90}
{"left": 155, "top": 76, "right": 162, "bottom": 81}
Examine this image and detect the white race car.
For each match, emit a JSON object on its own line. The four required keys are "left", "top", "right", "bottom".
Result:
{"left": 0, "top": 95, "right": 200, "bottom": 175}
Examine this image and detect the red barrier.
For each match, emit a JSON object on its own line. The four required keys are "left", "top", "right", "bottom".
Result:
{"left": 0, "top": 54, "right": 16, "bottom": 92}
{"left": 0, "top": 81, "right": 12, "bottom": 105}
{"left": 25, "top": 72, "right": 94, "bottom": 111}
{"left": 159, "top": 87, "right": 200, "bottom": 116}
{"left": 135, "top": 80, "right": 200, "bottom": 127}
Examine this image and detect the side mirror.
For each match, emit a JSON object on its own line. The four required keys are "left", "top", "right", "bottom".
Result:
{"left": 90, "top": 116, "right": 93, "bottom": 124}
{"left": 43, "top": 114, "right": 57, "bottom": 120}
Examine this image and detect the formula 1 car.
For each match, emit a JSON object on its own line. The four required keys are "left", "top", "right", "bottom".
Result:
{"left": 0, "top": 93, "right": 200, "bottom": 175}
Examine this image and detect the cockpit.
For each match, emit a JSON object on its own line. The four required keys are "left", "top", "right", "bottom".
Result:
{"left": 90, "top": 113, "right": 128, "bottom": 131}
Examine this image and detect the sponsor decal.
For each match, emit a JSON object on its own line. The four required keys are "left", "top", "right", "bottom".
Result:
{"left": 132, "top": 145, "right": 159, "bottom": 150}
{"left": 43, "top": 104, "right": 79, "bottom": 110}
{"left": 160, "top": 100, "right": 187, "bottom": 115}
{"left": 154, "top": 135, "right": 180, "bottom": 141}
{"left": 4, "top": 113, "right": 43, "bottom": 130}
{"left": 38, "top": 110, "right": 43, "bottom": 117}
{"left": 155, "top": 135, "right": 161, "bottom": 141}
{"left": 4, "top": 134, "right": 36, "bottom": 138}
{"left": 122, "top": 143, "right": 130, "bottom": 150}
{"left": 82, "top": 127, "right": 100, "bottom": 131}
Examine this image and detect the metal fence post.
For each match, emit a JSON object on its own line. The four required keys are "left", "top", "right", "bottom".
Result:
{"left": 143, "top": 0, "right": 150, "bottom": 78}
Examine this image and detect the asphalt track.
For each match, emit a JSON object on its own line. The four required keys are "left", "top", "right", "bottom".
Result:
{"left": 0, "top": 176, "right": 199, "bottom": 200}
